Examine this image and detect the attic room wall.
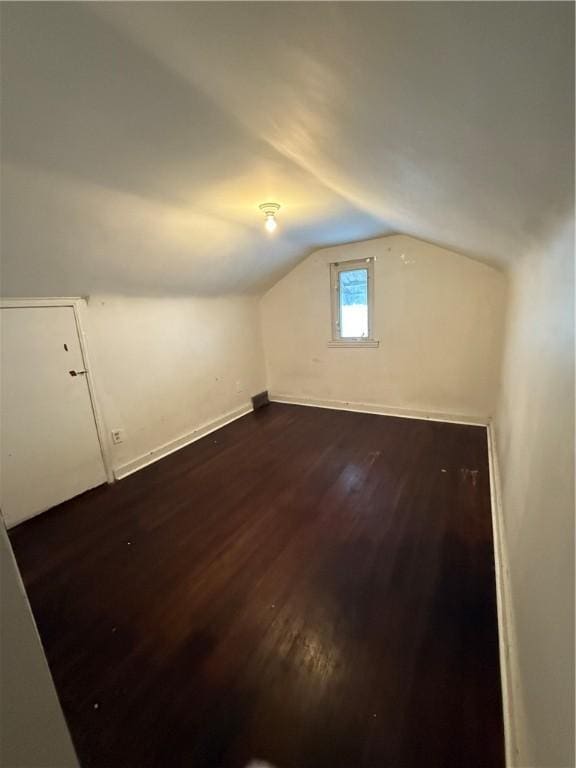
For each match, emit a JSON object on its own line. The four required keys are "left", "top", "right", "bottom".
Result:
{"left": 494, "top": 217, "right": 575, "bottom": 768}
{"left": 1, "top": 522, "right": 78, "bottom": 767}
{"left": 85, "top": 295, "right": 266, "bottom": 477}
{"left": 260, "top": 235, "right": 506, "bottom": 422}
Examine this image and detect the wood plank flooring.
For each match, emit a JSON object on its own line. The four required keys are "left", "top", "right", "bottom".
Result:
{"left": 9, "top": 403, "right": 504, "bottom": 768}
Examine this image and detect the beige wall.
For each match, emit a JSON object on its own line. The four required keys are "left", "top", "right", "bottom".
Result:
{"left": 495, "top": 219, "right": 575, "bottom": 767}
{"left": 86, "top": 295, "right": 266, "bottom": 474}
{"left": 1, "top": 523, "right": 79, "bottom": 767}
{"left": 261, "top": 235, "right": 506, "bottom": 421}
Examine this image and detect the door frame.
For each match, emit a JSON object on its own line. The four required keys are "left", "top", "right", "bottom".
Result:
{"left": 0, "top": 297, "right": 114, "bottom": 484}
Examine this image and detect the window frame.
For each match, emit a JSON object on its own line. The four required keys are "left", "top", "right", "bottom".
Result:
{"left": 329, "top": 258, "right": 378, "bottom": 347}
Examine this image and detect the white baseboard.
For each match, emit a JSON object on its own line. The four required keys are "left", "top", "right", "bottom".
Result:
{"left": 487, "top": 422, "right": 519, "bottom": 768}
{"left": 269, "top": 393, "right": 488, "bottom": 426}
{"left": 114, "top": 403, "right": 253, "bottom": 480}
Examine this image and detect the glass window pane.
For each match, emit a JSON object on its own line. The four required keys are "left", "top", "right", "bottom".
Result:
{"left": 339, "top": 268, "right": 368, "bottom": 338}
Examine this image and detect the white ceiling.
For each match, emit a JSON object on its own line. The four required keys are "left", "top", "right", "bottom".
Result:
{"left": 1, "top": 2, "right": 573, "bottom": 296}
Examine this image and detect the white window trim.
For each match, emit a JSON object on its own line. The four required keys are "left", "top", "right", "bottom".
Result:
{"left": 327, "top": 339, "right": 380, "bottom": 348}
{"left": 329, "top": 258, "right": 379, "bottom": 347}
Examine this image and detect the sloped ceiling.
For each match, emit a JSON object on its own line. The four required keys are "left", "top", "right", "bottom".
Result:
{"left": 1, "top": 2, "right": 573, "bottom": 296}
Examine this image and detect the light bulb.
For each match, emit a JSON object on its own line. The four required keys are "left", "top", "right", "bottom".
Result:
{"left": 259, "top": 202, "right": 280, "bottom": 233}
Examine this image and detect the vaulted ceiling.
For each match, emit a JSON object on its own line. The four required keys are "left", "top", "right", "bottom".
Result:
{"left": 1, "top": 2, "right": 573, "bottom": 296}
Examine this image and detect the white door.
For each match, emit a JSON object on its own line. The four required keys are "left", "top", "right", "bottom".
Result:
{"left": 0, "top": 306, "right": 107, "bottom": 528}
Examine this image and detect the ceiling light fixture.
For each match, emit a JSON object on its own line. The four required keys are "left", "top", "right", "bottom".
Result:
{"left": 259, "top": 202, "right": 280, "bottom": 233}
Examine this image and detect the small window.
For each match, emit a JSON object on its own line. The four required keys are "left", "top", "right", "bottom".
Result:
{"left": 330, "top": 258, "right": 377, "bottom": 346}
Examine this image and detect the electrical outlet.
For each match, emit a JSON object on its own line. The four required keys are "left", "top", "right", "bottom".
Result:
{"left": 235, "top": 380, "right": 244, "bottom": 394}
{"left": 111, "top": 429, "right": 125, "bottom": 445}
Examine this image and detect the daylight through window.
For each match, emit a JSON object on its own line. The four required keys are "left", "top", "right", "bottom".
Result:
{"left": 330, "top": 259, "right": 374, "bottom": 343}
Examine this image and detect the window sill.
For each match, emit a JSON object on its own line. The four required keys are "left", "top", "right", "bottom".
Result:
{"left": 327, "top": 340, "right": 380, "bottom": 348}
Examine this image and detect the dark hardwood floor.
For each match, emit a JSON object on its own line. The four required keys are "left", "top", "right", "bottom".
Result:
{"left": 9, "top": 403, "right": 504, "bottom": 768}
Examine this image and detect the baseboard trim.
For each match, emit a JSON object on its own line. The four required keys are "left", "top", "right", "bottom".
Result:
{"left": 114, "top": 403, "right": 253, "bottom": 480}
{"left": 487, "top": 422, "right": 518, "bottom": 768}
{"left": 269, "top": 393, "right": 488, "bottom": 426}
